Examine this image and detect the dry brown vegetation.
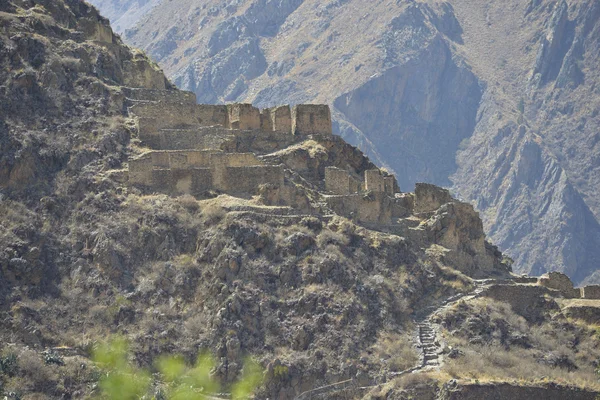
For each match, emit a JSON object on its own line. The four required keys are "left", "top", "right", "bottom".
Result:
{"left": 439, "top": 298, "right": 600, "bottom": 391}
{"left": 369, "top": 331, "right": 419, "bottom": 373}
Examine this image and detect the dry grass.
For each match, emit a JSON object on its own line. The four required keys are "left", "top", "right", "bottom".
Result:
{"left": 440, "top": 297, "right": 600, "bottom": 391}
{"left": 370, "top": 332, "right": 419, "bottom": 373}
{"left": 200, "top": 202, "right": 225, "bottom": 224}
{"left": 444, "top": 344, "right": 600, "bottom": 391}
{"left": 177, "top": 194, "right": 200, "bottom": 212}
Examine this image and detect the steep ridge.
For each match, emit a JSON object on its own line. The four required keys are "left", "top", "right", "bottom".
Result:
{"left": 0, "top": 1, "right": 511, "bottom": 398}
{"left": 3, "top": 1, "right": 600, "bottom": 399}
{"left": 93, "top": 0, "right": 600, "bottom": 284}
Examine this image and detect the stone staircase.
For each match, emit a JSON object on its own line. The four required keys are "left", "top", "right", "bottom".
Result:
{"left": 418, "top": 322, "right": 440, "bottom": 368}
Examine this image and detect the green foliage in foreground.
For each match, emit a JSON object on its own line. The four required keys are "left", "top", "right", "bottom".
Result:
{"left": 93, "top": 337, "right": 263, "bottom": 400}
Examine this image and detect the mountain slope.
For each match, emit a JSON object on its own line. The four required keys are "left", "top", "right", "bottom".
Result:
{"left": 3, "top": 2, "right": 600, "bottom": 399}
{"left": 94, "top": 0, "right": 600, "bottom": 283}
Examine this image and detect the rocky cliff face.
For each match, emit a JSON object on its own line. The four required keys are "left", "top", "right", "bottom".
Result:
{"left": 93, "top": 0, "right": 600, "bottom": 283}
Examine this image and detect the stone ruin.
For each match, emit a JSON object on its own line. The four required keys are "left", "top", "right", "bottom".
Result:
{"left": 126, "top": 88, "right": 332, "bottom": 198}
{"left": 324, "top": 167, "right": 404, "bottom": 224}
{"left": 537, "top": 271, "right": 600, "bottom": 300}
{"left": 124, "top": 88, "right": 487, "bottom": 231}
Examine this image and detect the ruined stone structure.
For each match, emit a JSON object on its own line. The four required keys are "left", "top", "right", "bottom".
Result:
{"left": 324, "top": 168, "right": 403, "bottom": 224}
{"left": 125, "top": 88, "right": 469, "bottom": 228}
{"left": 127, "top": 89, "right": 332, "bottom": 197}
{"left": 414, "top": 183, "right": 454, "bottom": 213}
{"left": 538, "top": 272, "right": 580, "bottom": 298}
{"left": 291, "top": 105, "right": 332, "bottom": 135}
{"left": 535, "top": 272, "right": 600, "bottom": 299}
{"left": 581, "top": 285, "right": 600, "bottom": 300}
{"left": 129, "top": 150, "right": 284, "bottom": 196}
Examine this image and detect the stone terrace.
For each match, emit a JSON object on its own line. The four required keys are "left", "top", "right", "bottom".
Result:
{"left": 126, "top": 88, "right": 333, "bottom": 197}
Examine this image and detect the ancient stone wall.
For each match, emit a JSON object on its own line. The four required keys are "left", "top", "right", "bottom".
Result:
{"left": 414, "top": 182, "right": 454, "bottom": 213}
{"left": 581, "top": 285, "right": 600, "bottom": 299}
{"left": 538, "top": 272, "right": 580, "bottom": 298}
{"left": 130, "top": 102, "right": 228, "bottom": 140}
{"left": 122, "top": 88, "right": 197, "bottom": 105}
{"left": 130, "top": 150, "right": 281, "bottom": 196}
{"left": 326, "top": 192, "right": 395, "bottom": 224}
{"left": 221, "top": 166, "right": 285, "bottom": 193}
{"left": 156, "top": 127, "right": 236, "bottom": 151}
{"left": 129, "top": 153, "right": 154, "bottom": 186}
{"left": 128, "top": 97, "right": 337, "bottom": 199}
{"left": 365, "top": 169, "right": 385, "bottom": 192}
{"left": 234, "top": 130, "right": 298, "bottom": 154}
{"left": 227, "top": 104, "right": 261, "bottom": 130}
{"left": 151, "top": 168, "right": 213, "bottom": 196}
{"left": 292, "top": 105, "right": 332, "bottom": 135}
{"left": 267, "top": 106, "right": 292, "bottom": 132}
{"left": 122, "top": 57, "right": 167, "bottom": 90}
{"left": 325, "top": 167, "right": 351, "bottom": 195}
{"left": 384, "top": 176, "right": 398, "bottom": 195}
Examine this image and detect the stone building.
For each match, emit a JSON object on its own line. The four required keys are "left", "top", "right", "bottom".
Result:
{"left": 127, "top": 89, "right": 332, "bottom": 197}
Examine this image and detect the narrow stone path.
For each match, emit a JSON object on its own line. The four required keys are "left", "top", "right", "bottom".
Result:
{"left": 418, "top": 322, "right": 440, "bottom": 368}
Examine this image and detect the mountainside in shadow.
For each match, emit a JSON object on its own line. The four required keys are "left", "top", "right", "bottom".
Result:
{"left": 89, "top": 0, "right": 600, "bottom": 284}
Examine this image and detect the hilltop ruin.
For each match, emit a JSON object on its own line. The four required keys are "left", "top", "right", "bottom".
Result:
{"left": 126, "top": 88, "right": 414, "bottom": 225}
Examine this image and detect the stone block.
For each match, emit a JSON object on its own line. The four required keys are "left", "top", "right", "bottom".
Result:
{"left": 581, "top": 285, "right": 600, "bottom": 299}
{"left": 291, "top": 105, "right": 332, "bottom": 135}
{"left": 227, "top": 104, "right": 261, "bottom": 130}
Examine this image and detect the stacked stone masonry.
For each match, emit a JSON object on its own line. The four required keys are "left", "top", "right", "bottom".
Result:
{"left": 581, "top": 285, "right": 600, "bottom": 299}
{"left": 127, "top": 88, "right": 332, "bottom": 197}
{"left": 324, "top": 167, "right": 404, "bottom": 224}
{"left": 536, "top": 272, "right": 600, "bottom": 299}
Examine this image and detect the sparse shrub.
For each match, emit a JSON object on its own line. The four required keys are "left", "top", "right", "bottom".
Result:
{"left": 0, "top": 353, "right": 18, "bottom": 377}
{"left": 17, "top": 349, "right": 57, "bottom": 392}
{"left": 177, "top": 194, "right": 199, "bottom": 212}
{"left": 42, "top": 350, "right": 64, "bottom": 366}
{"left": 201, "top": 203, "right": 225, "bottom": 224}
{"left": 316, "top": 229, "right": 349, "bottom": 248}
{"left": 371, "top": 332, "right": 419, "bottom": 373}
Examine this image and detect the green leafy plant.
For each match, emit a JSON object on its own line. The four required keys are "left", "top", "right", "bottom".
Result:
{"left": 155, "top": 352, "right": 220, "bottom": 399}
{"left": 93, "top": 338, "right": 263, "bottom": 399}
{"left": 93, "top": 337, "right": 151, "bottom": 400}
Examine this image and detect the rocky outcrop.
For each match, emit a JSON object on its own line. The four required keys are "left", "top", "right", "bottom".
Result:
{"left": 95, "top": 0, "right": 600, "bottom": 285}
